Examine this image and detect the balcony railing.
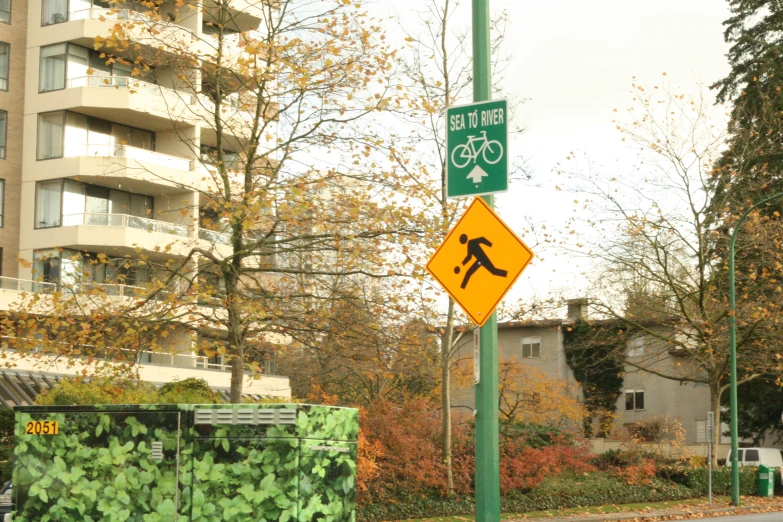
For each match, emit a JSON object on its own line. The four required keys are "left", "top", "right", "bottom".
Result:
{"left": 63, "top": 212, "right": 191, "bottom": 238}
{"left": 66, "top": 75, "right": 195, "bottom": 108}
{"left": 64, "top": 143, "right": 194, "bottom": 172}
{"left": 0, "top": 276, "right": 145, "bottom": 297}
{"left": 199, "top": 228, "right": 232, "bottom": 245}
{"left": 69, "top": 7, "right": 197, "bottom": 41}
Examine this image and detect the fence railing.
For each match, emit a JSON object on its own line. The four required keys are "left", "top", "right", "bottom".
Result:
{"left": 63, "top": 213, "right": 191, "bottom": 238}
{"left": 64, "top": 143, "right": 193, "bottom": 172}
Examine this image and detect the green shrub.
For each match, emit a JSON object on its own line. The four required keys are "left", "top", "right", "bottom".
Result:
{"left": 499, "top": 420, "right": 564, "bottom": 448}
{"left": 356, "top": 472, "right": 695, "bottom": 522}
{"left": 157, "top": 377, "right": 224, "bottom": 404}
{"left": 661, "top": 465, "right": 758, "bottom": 496}
{"left": 34, "top": 376, "right": 158, "bottom": 405}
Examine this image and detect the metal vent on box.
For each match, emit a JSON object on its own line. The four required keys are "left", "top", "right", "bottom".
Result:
{"left": 150, "top": 441, "right": 164, "bottom": 461}
{"left": 195, "top": 408, "right": 297, "bottom": 425}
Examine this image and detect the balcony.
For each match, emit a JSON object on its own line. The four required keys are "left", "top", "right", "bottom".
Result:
{"left": 37, "top": 75, "right": 197, "bottom": 129}
{"left": 71, "top": 7, "right": 197, "bottom": 47}
{"left": 67, "top": 142, "right": 193, "bottom": 171}
{"left": 63, "top": 212, "right": 191, "bottom": 238}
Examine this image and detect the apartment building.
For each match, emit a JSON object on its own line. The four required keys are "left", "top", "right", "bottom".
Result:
{"left": 0, "top": 0, "right": 292, "bottom": 402}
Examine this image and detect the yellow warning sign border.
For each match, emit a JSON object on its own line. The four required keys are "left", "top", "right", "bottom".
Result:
{"left": 426, "top": 196, "right": 534, "bottom": 326}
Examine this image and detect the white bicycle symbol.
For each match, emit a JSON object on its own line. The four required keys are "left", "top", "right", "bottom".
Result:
{"left": 451, "top": 130, "right": 503, "bottom": 168}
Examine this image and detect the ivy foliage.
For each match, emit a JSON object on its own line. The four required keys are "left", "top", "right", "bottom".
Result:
{"left": 563, "top": 320, "right": 626, "bottom": 437}
{"left": 13, "top": 404, "right": 358, "bottom": 522}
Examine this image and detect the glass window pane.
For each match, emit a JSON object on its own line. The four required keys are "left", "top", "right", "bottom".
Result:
{"left": 0, "top": 43, "right": 9, "bottom": 91}
{"left": 0, "top": 179, "right": 5, "bottom": 227}
{"left": 42, "top": 0, "right": 68, "bottom": 26}
{"left": 37, "top": 112, "right": 64, "bottom": 160}
{"left": 625, "top": 391, "right": 634, "bottom": 411}
{"left": 634, "top": 391, "right": 644, "bottom": 410}
{"left": 85, "top": 184, "right": 109, "bottom": 214}
{"left": 35, "top": 180, "right": 62, "bottom": 228}
{"left": 0, "top": 111, "right": 7, "bottom": 159}
{"left": 39, "top": 43, "right": 66, "bottom": 92}
{"left": 64, "top": 111, "right": 87, "bottom": 157}
{"left": 522, "top": 344, "right": 530, "bottom": 358}
{"left": 109, "top": 190, "right": 130, "bottom": 214}
{"left": 0, "top": 0, "right": 9, "bottom": 24}
{"left": 130, "top": 194, "right": 153, "bottom": 217}
{"left": 130, "top": 128, "right": 153, "bottom": 150}
{"left": 745, "top": 449, "right": 759, "bottom": 462}
{"left": 737, "top": 449, "right": 744, "bottom": 461}
{"left": 62, "top": 180, "right": 85, "bottom": 219}
{"left": 66, "top": 45, "right": 89, "bottom": 86}
{"left": 532, "top": 343, "right": 540, "bottom": 358}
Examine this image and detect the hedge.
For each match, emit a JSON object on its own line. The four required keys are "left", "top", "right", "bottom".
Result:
{"left": 661, "top": 465, "right": 759, "bottom": 496}
{"left": 357, "top": 472, "right": 695, "bottom": 522}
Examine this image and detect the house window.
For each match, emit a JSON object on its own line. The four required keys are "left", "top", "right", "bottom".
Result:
{"left": 625, "top": 389, "right": 645, "bottom": 411}
{"left": 0, "top": 111, "right": 6, "bottom": 159}
{"left": 521, "top": 336, "right": 541, "bottom": 358}
{"left": 627, "top": 337, "right": 645, "bottom": 357}
{"left": 0, "top": 43, "right": 8, "bottom": 91}
{"left": 695, "top": 420, "right": 707, "bottom": 443}
{"left": 0, "top": 1, "right": 10, "bottom": 24}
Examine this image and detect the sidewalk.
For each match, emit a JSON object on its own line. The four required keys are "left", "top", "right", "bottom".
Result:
{"left": 508, "top": 497, "right": 783, "bottom": 522}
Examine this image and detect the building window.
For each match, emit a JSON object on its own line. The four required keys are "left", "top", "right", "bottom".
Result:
{"left": 0, "top": 111, "right": 7, "bottom": 159}
{"left": 625, "top": 389, "right": 645, "bottom": 411}
{"left": 37, "top": 111, "right": 65, "bottom": 160}
{"left": 0, "top": 43, "right": 7, "bottom": 91}
{"left": 35, "top": 179, "right": 62, "bottom": 228}
{"left": 0, "top": 1, "right": 9, "bottom": 24}
{"left": 42, "top": 0, "right": 68, "bottom": 26}
{"left": 37, "top": 110, "right": 154, "bottom": 160}
{"left": 39, "top": 42, "right": 134, "bottom": 93}
{"left": 521, "top": 336, "right": 541, "bottom": 358}
{"left": 36, "top": 178, "right": 154, "bottom": 229}
{"left": 627, "top": 337, "right": 645, "bottom": 357}
{"left": 0, "top": 179, "right": 5, "bottom": 227}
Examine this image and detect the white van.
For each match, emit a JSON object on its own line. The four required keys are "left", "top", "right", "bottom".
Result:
{"left": 726, "top": 447, "right": 783, "bottom": 468}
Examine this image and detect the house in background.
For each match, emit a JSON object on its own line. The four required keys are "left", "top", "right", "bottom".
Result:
{"left": 451, "top": 299, "right": 742, "bottom": 453}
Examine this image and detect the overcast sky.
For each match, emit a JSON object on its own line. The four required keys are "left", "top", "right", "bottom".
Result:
{"left": 378, "top": 0, "right": 732, "bottom": 315}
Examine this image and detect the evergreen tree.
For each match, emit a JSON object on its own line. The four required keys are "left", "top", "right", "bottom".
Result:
{"left": 711, "top": 0, "right": 783, "bottom": 210}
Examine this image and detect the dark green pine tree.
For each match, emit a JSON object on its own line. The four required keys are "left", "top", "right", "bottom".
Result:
{"left": 711, "top": 0, "right": 783, "bottom": 211}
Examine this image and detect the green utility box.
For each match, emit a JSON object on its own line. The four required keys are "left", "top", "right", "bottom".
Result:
{"left": 759, "top": 464, "right": 775, "bottom": 497}
{"left": 11, "top": 403, "right": 358, "bottom": 521}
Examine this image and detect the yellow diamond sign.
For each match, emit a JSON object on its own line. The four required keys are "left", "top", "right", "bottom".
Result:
{"left": 427, "top": 197, "right": 533, "bottom": 326}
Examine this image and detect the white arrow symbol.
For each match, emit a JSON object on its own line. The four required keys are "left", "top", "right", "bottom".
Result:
{"left": 467, "top": 165, "right": 489, "bottom": 184}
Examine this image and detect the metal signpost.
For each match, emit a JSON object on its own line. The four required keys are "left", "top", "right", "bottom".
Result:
{"left": 446, "top": 99, "right": 508, "bottom": 198}
{"left": 707, "top": 411, "right": 714, "bottom": 507}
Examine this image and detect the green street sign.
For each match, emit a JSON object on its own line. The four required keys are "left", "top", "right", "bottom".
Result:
{"left": 446, "top": 99, "right": 508, "bottom": 198}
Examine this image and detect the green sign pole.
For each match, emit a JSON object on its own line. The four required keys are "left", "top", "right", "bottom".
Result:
{"left": 727, "top": 191, "right": 783, "bottom": 506}
{"left": 472, "top": 1, "right": 500, "bottom": 521}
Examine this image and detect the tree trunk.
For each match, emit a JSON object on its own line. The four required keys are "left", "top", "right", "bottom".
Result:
{"left": 230, "top": 355, "right": 245, "bottom": 403}
{"left": 441, "top": 298, "right": 456, "bottom": 496}
{"left": 710, "top": 382, "right": 721, "bottom": 467}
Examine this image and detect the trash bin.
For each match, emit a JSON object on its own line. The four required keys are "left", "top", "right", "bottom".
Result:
{"left": 759, "top": 464, "right": 775, "bottom": 497}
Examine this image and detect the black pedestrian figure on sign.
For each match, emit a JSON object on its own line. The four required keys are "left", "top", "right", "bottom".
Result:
{"left": 453, "top": 233, "right": 507, "bottom": 289}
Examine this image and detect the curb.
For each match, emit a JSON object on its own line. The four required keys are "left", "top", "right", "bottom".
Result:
{"left": 516, "top": 502, "right": 783, "bottom": 522}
